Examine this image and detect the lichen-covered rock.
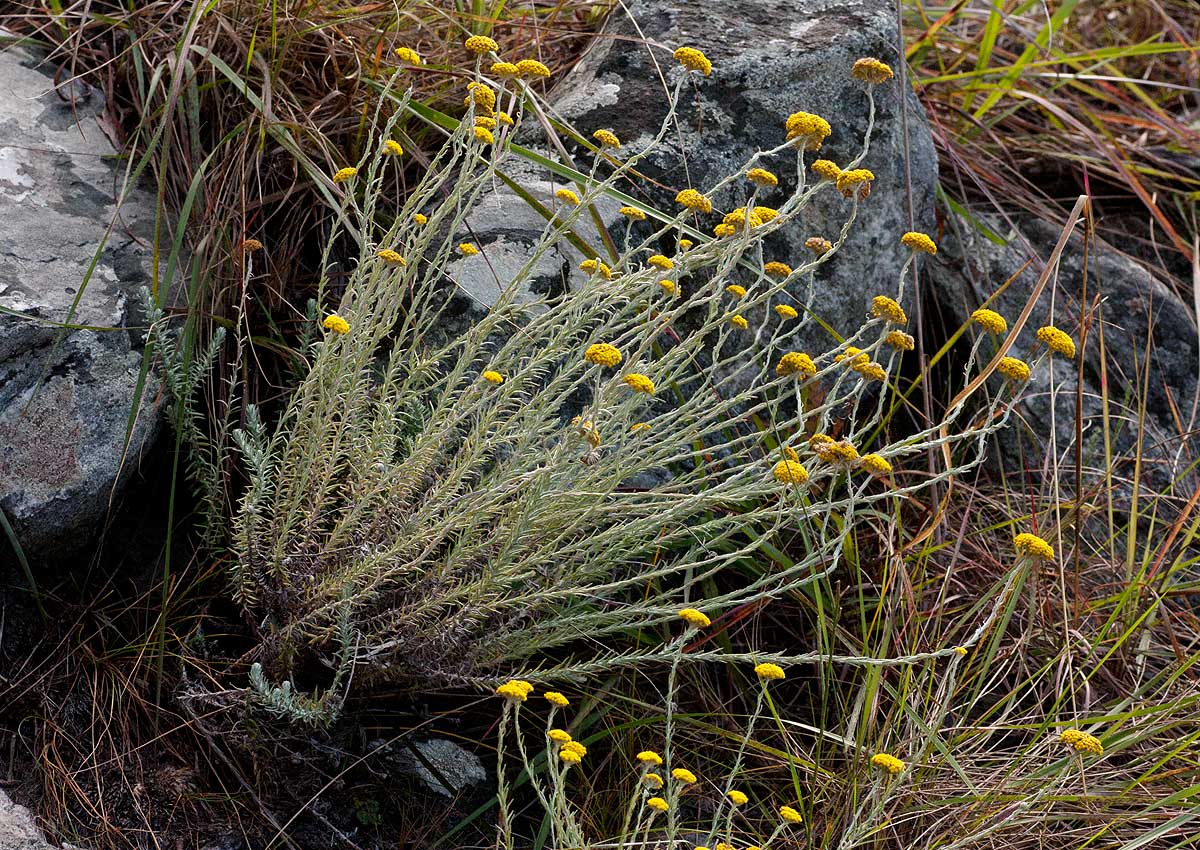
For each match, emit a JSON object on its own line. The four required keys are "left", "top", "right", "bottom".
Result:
{"left": 0, "top": 42, "right": 163, "bottom": 564}
{"left": 927, "top": 208, "right": 1198, "bottom": 489}
{"left": 0, "top": 788, "right": 81, "bottom": 850}
{"left": 452, "top": 0, "right": 937, "bottom": 348}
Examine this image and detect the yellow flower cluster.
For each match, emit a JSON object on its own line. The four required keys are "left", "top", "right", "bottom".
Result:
{"left": 871, "top": 295, "right": 907, "bottom": 324}
{"left": 495, "top": 679, "right": 534, "bottom": 701}
{"left": 516, "top": 58, "right": 551, "bottom": 78}
{"left": 971, "top": 308, "right": 1008, "bottom": 335}
{"left": 727, "top": 789, "right": 749, "bottom": 805}
{"left": 580, "top": 258, "right": 613, "bottom": 279}
{"left": 998, "top": 356, "right": 1031, "bottom": 382}
{"left": 482, "top": 370, "right": 504, "bottom": 384}
{"left": 464, "top": 35, "right": 498, "bottom": 54}
{"left": 332, "top": 167, "right": 357, "bottom": 184}
{"left": 547, "top": 728, "right": 571, "bottom": 742}
{"left": 676, "top": 188, "right": 713, "bottom": 213}
{"left": 852, "top": 57, "right": 894, "bottom": 84}
{"left": 545, "top": 691, "right": 569, "bottom": 707}
{"left": 901, "top": 231, "right": 937, "bottom": 254}
{"left": 643, "top": 772, "right": 664, "bottom": 788}
{"left": 725, "top": 284, "right": 747, "bottom": 298}
{"left": 764, "top": 261, "right": 792, "bottom": 277}
{"left": 624, "top": 373, "right": 655, "bottom": 394}
{"left": 835, "top": 346, "right": 869, "bottom": 367}
{"left": 836, "top": 168, "right": 875, "bottom": 199}
{"left": 671, "top": 767, "right": 697, "bottom": 784}
{"left": 473, "top": 126, "right": 495, "bottom": 144}
{"left": 584, "top": 342, "right": 623, "bottom": 367}
{"left": 377, "top": 248, "right": 406, "bottom": 265}
{"left": 322, "top": 314, "right": 350, "bottom": 334}
{"left": 658, "top": 279, "right": 676, "bottom": 294}
{"left": 673, "top": 46, "right": 712, "bottom": 76}
{"left": 413, "top": 213, "right": 428, "bottom": 225}
{"left": 678, "top": 608, "right": 711, "bottom": 628}
{"left": 646, "top": 797, "right": 669, "bottom": 812}
{"left": 747, "top": 167, "right": 779, "bottom": 187}
{"left": 459, "top": 242, "right": 479, "bottom": 256}
{"left": 859, "top": 453, "right": 892, "bottom": 476}
{"left": 785, "top": 111, "right": 831, "bottom": 149}
{"left": 776, "top": 351, "right": 816, "bottom": 378}
{"left": 556, "top": 188, "right": 581, "bottom": 206}
{"left": 886, "top": 331, "right": 914, "bottom": 351}
{"left": 813, "top": 437, "right": 860, "bottom": 464}
{"left": 1037, "top": 325, "right": 1076, "bottom": 358}
{"left": 730, "top": 314, "right": 749, "bottom": 330}
{"left": 806, "top": 236, "right": 833, "bottom": 255}
{"left": 619, "top": 206, "right": 647, "bottom": 221}
{"left": 490, "top": 61, "right": 518, "bottom": 78}
{"left": 649, "top": 254, "right": 674, "bottom": 270}
{"left": 678, "top": 238, "right": 694, "bottom": 249}
{"left": 1059, "top": 729, "right": 1104, "bottom": 755}
{"left": 465, "top": 82, "right": 496, "bottom": 114}
{"left": 242, "top": 238, "right": 263, "bottom": 252}
{"left": 394, "top": 47, "right": 422, "bottom": 65}
{"left": 811, "top": 159, "right": 842, "bottom": 181}
{"left": 871, "top": 752, "right": 905, "bottom": 774}
{"left": 779, "top": 805, "right": 802, "bottom": 824}
{"left": 475, "top": 116, "right": 497, "bottom": 130}
{"left": 772, "top": 460, "right": 809, "bottom": 485}
{"left": 755, "top": 662, "right": 786, "bottom": 680}
{"left": 1014, "top": 532, "right": 1055, "bottom": 561}
{"left": 775, "top": 304, "right": 799, "bottom": 320}
{"left": 383, "top": 139, "right": 404, "bottom": 156}
{"left": 637, "top": 750, "right": 663, "bottom": 765}
{"left": 593, "top": 128, "right": 621, "bottom": 148}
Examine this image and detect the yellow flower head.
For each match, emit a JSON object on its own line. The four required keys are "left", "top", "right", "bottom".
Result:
{"left": 648, "top": 254, "right": 674, "bottom": 270}
{"left": 901, "top": 231, "right": 937, "bottom": 254}
{"left": 678, "top": 608, "right": 710, "bottom": 629}
{"left": 465, "top": 82, "right": 497, "bottom": 114}
{"left": 871, "top": 752, "right": 905, "bottom": 774}
{"left": 464, "top": 35, "right": 498, "bottom": 55}
{"left": 473, "top": 126, "right": 495, "bottom": 145}
{"left": 772, "top": 460, "right": 809, "bottom": 486}
{"left": 871, "top": 295, "right": 907, "bottom": 324}
{"left": 747, "top": 167, "right": 779, "bottom": 187}
{"left": 383, "top": 139, "right": 405, "bottom": 156}
{"left": 562, "top": 741, "right": 587, "bottom": 758}
{"left": 836, "top": 168, "right": 875, "bottom": 199}
{"left": 559, "top": 748, "right": 582, "bottom": 764}
{"left": 852, "top": 57, "right": 894, "bottom": 84}
{"left": 619, "top": 206, "right": 647, "bottom": 221}
{"left": 783, "top": 445, "right": 800, "bottom": 462}
{"left": 673, "top": 46, "right": 712, "bottom": 76}
{"left": 730, "top": 314, "right": 749, "bottom": 330}
{"left": 811, "top": 159, "right": 842, "bottom": 181}
{"left": 624, "top": 373, "right": 655, "bottom": 394}
{"left": 713, "top": 223, "right": 736, "bottom": 238}
{"left": 413, "top": 213, "right": 428, "bottom": 225}
{"left": 676, "top": 188, "right": 713, "bottom": 213}
{"left": 548, "top": 728, "right": 572, "bottom": 743}
{"left": 970, "top": 308, "right": 1008, "bottom": 335}
{"left": 482, "top": 370, "right": 504, "bottom": 385}
{"left": 775, "top": 304, "right": 799, "bottom": 320}
{"left": 646, "top": 797, "right": 669, "bottom": 812}
{"left": 1059, "top": 729, "right": 1103, "bottom": 756}
{"left": 579, "top": 258, "right": 613, "bottom": 280}
{"left": 997, "top": 356, "right": 1031, "bottom": 382}
{"left": 725, "top": 284, "right": 747, "bottom": 298}
{"left": 490, "top": 61, "right": 519, "bottom": 78}
{"left": 377, "top": 248, "right": 406, "bottom": 266}
{"left": 332, "top": 167, "right": 357, "bottom": 184}
{"left": 764, "top": 261, "right": 793, "bottom": 278}
{"left": 644, "top": 772, "right": 664, "bottom": 788}
{"left": 885, "top": 330, "right": 915, "bottom": 351}
{"left": 815, "top": 439, "right": 860, "bottom": 464}
{"left": 723, "top": 207, "right": 762, "bottom": 231}
{"left": 754, "top": 206, "right": 779, "bottom": 223}
{"left": 678, "top": 238, "right": 694, "bottom": 249}
{"left": 857, "top": 361, "right": 888, "bottom": 382}
{"left": 806, "top": 236, "right": 833, "bottom": 255}
{"left": 671, "top": 767, "right": 697, "bottom": 784}
{"left": 636, "top": 750, "right": 664, "bottom": 765}
{"left": 954, "top": 646, "right": 969, "bottom": 656}
{"left": 556, "top": 188, "right": 581, "bottom": 206}
{"left": 394, "top": 47, "right": 422, "bottom": 65}
{"left": 835, "top": 346, "right": 870, "bottom": 367}
{"left": 727, "top": 789, "right": 749, "bottom": 806}
{"left": 242, "top": 238, "right": 264, "bottom": 252}
{"left": 755, "top": 662, "right": 786, "bottom": 680}
{"left": 544, "top": 691, "right": 569, "bottom": 707}
{"left": 785, "top": 111, "right": 831, "bottom": 149}
{"left": 657, "top": 279, "right": 676, "bottom": 294}
{"left": 322, "top": 314, "right": 350, "bottom": 334}
{"left": 1014, "top": 532, "right": 1055, "bottom": 561}
{"left": 859, "top": 453, "right": 892, "bottom": 476}
{"left": 495, "top": 679, "right": 534, "bottom": 701}
{"left": 475, "top": 116, "right": 498, "bottom": 129}
{"left": 1037, "top": 325, "right": 1076, "bottom": 358}
{"left": 516, "top": 58, "right": 551, "bottom": 78}
{"left": 779, "top": 805, "right": 803, "bottom": 824}
{"left": 584, "top": 342, "right": 623, "bottom": 367}
{"left": 593, "top": 128, "right": 621, "bottom": 148}
{"left": 497, "top": 111, "right": 515, "bottom": 126}
{"left": 630, "top": 422, "right": 652, "bottom": 433}
{"left": 776, "top": 351, "right": 816, "bottom": 379}
{"left": 459, "top": 242, "right": 480, "bottom": 256}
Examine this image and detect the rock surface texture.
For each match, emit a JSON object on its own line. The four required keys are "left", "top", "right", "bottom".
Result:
{"left": 0, "top": 43, "right": 162, "bottom": 564}
{"left": 0, "top": 789, "right": 77, "bottom": 850}
{"left": 450, "top": 0, "right": 937, "bottom": 348}
{"left": 928, "top": 209, "right": 1199, "bottom": 485}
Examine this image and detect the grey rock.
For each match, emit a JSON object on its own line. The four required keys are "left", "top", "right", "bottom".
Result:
{"left": 0, "top": 789, "right": 81, "bottom": 850}
{"left": 395, "top": 738, "right": 487, "bottom": 798}
{"left": 0, "top": 40, "right": 164, "bottom": 564}
{"left": 928, "top": 207, "right": 1199, "bottom": 489}
{"left": 453, "top": 0, "right": 937, "bottom": 350}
